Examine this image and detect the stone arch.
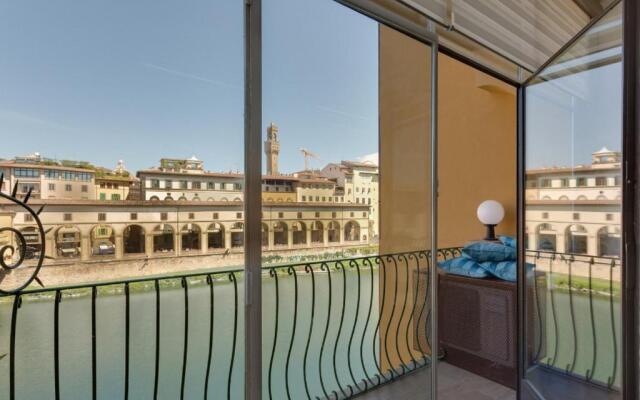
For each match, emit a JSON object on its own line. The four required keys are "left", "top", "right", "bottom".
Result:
{"left": 292, "top": 221, "right": 307, "bottom": 245}
{"left": 596, "top": 194, "right": 607, "bottom": 200}
{"left": 153, "top": 224, "right": 174, "bottom": 253}
{"left": 344, "top": 221, "right": 361, "bottom": 242}
{"left": 558, "top": 195, "right": 569, "bottom": 200}
{"left": 577, "top": 195, "right": 588, "bottom": 200}
{"left": 536, "top": 223, "right": 556, "bottom": 251}
{"left": 150, "top": 196, "right": 160, "bottom": 201}
{"left": 54, "top": 226, "right": 81, "bottom": 258}
{"left": 273, "top": 221, "right": 288, "bottom": 246}
{"left": 328, "top": 221, "right": 340, "bottom": 243}
{"left": 178, "top": 196, "right": 187, "bottom": 201}
{"left": 598, "top": 226, "right": 621, "bottom": 257}
{"left": 123, "top": 224, "right": 145, "bottom": 254}
{"left": 181, "top": 223, "right": 201, "bottom": 252}
{"left": 207, "top": 223, "right": 225, "bottom": 250}
{"left": 19, "top": 226, "right": 42, "bottom": 258}
{"left": 311, "top": 221, "right": 323, "bottom": 243}
{"left": 164, "top": 195, "right": 174, "bottom": 201}
{"left": 565, "top": 224, "right": 588, "bottom": 254}
{"left": 230, "top": 222, "right": 244, "bottom": 247}
{"left": 91, "top": 224, "right": 115, "bottom": 257}
{"left": 262, "top": 223, "right": 269, "bottom": 247}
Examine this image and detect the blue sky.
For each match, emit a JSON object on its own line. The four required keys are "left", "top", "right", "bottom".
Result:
{"left": 0, "top": 0, "right": 621, "bottom": 174}
{"left": 0, "top": 0, "right": 378, "bottom": 174}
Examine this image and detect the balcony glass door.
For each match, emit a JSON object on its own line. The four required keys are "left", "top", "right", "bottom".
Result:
{"left": 522, "top": 3, "right": 623, "bottom": 399}
{"left": 260, "top": 0, "right": 437, "bottom": 398}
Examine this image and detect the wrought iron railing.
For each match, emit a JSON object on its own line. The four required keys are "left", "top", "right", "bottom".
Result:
{"left": 526, "top": 249, "right": 621, "bottom": 390}
{"left": 0, "top": 249, "right": 461, "bottom": 400}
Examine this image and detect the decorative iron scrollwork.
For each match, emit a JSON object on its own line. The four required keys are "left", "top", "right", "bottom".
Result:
{"left": 0, "top": 173, "right": 47, "bottom": 294}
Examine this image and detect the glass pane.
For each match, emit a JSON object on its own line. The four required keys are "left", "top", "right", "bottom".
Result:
{"left": 0, "top": 0, "right": 245, "bottom": 398}
{"left": 524, "top": 3, "right": 622, "bottom": 399}
{"left": 262, "top": 0, "right": 433, "bottom": 398}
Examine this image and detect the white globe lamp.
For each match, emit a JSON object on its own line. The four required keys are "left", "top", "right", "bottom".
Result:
{"left": 477, "top": 200, "right": 505, "bottom": 241}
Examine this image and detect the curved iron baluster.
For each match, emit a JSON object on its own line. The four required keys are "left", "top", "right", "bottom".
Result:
{"left": 415, "top": 251, "right": 430, "bottom": 359}
{"left": 532, "top": 252, "right": 544, "bottom": 362}
{"left": 227, "top": 272, "right": 238, "bottom": 400}
{"left": 586, "top": 257, "right": 598, "bottom": 381}
{"left": 268, "top": 268, "right": 279, "bottom": 400}
{"left": 317, "top": 262, "right": 336, "bottom": 399}
{"left": 285, "top": 266, "right": 299, "bottom": 400}
{"left": 302, "top": 264, "right": 316, "bottom": 400}
{"left": 546, "top": 254, "right": 559, "bottom": 367}
{"left": 154, "top": 280, "right": 161, "bottom": 400}
{"left": 91, "top": 286, "right": 97, "bottom": 400}
{"left": 372, "top": 256, "right": 394, "bottom": 381}
{"left": 565, "top": 255, "right": 578, "bottom": 374}
{"left": 0, "top": 176, "right": 47, "bottom": 294}
{"left": 360, "top": 257, "right": 379, "bottom": 387}
{"left": 607, "top": 259, "right": 618, "bottom": 388}
{"left": 346, "top": 259, "right": 364, "bottom": 392}
{"left": 404, "top": 253, "right": 422, "bottom": 368}
{"left": 180, "top": 277, "right": 189, "bottom": 400}
{"left": 54, "top": 290, "right": 62, "bottom": 400}
{"left": 124, "top": 282, "right": 130, "bottom": 400}
{"left": 204, "top": 275, "right": 215, "bottom": 400}
{"left": 397, "top": 253, "right": 417, "bottom": 371}
{"left": 9, "top": 294, "right": 21, "bottom": 400}
{"left": 332, "top": 261, "right": 353, "bottom": 398}
{"left": 384, "top": 255, "right": 408, "bottom": 375}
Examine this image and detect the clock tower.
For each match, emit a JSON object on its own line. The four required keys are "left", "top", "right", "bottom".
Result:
{"left": 264, "top": 122, "right": 280, "bottom": 175}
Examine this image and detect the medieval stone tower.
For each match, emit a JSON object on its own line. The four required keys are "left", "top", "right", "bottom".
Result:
{"left": 264, "top": 122, "right": 280, "bottom": 175}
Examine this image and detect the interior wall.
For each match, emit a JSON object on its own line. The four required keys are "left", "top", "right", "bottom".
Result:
{"left": 437, "top": 53, "right": 517, "bottom": 248}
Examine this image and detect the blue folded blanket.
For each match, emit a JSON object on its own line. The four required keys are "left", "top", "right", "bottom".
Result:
{"left": 438, "top": 236, "right": 526, "bottom": 281}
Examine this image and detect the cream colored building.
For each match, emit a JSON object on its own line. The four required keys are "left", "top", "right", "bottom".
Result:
{"left": 95, "top": 175, "right": 137, "bottom": 201}
{"left": 525, "top": 148, "right": 621, "bottom": 257}
{"left": 0, "top": 160, "right": 95, "bottom": 201}
{"left": 322, "top": 161, "right": 379, "bottom": 238}
{"left": 4, "top": 199, "right": 370, "bottom": 263}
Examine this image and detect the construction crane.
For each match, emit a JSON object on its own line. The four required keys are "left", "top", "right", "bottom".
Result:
{"left": 299, "top": 148, "right": 320, "bottom": 171}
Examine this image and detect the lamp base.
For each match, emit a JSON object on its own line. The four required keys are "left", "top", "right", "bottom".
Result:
{"left": 483, "top": 224, "right": 500, "bottom": 241}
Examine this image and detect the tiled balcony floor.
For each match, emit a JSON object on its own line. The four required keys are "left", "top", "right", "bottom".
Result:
{"left": 356, "top": 362, "right": 515, "bottom": 400}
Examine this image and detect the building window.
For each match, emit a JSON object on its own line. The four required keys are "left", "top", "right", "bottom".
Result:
{"left": 234, "top": 183, "right": 242, "bottom": 190}
{"left": 573, "top": 213, "right": 580, "bottom": 221}
{"left": 48, "top": 183, "right": 55, "bottom": 190}
{"left": 332, "top": 212, "right": 337, "bottom": 218}
{"left": 363, "top": 212, "right": 367, "bottom": 217}
{"left": 189, "top": 212, "right": 195, "bottom": 220}
{"left": 207, "top": 182, "right": 214, "bottom": 189}
{"left": 237, "top": 212, "right": 242, "bottom": 219}
{"left": 130, "top": 213, "right": 138, "bottom": 221}
{"left": 213, "top": 213, "right": 219, "bottom": 220}
{"left": 606, "top": 213, "right": 614, "bottom": 221}
{"left": 44, "top": 169, "right": 59, "bottom": 179}
{"left": 14, "top": 168, "right": 39, "bottom": 178}
{"left": 180, "top": 181, "right": 188, "bottom": 189}
{"left": 65, "top": 184, "right": 72, "bottom": 192}
{"left": 81, "top": 185, "right": 88, "bottom": 192}
{"left": 540, "top": 179, "right": 551, "bottom": 188}
{"left": 160, "top": 212, "right": 168, "bottom": 221}
{"left": 165, "top": 180, "right": 173, "bottom": 189}
{"left": 614, "top": 176, "right": 621, "bottom": 186}
{"left": 542, "top": 212, "right": 549, "bottom": 219}
{"left": 315, "top": 212, "right": 320, "bottom": 218}
{"left": 315, "top": 196, "right": 319, "bottom": 201}
{"left": 302, "top": 196, "right": 306, "bottom": 201}
{"left": 576, "top": 177, "right": 587, "bottom": 187}
{"left": 98, "top": 213, "right": 106, "bottom": 222}
{"left": 595, "top": 177, "right": 607, "bottom": 186}
{"left": 193, "top": 182, "right": 201, "bottom": 189}
{"left": 322, "top": 197, "right": 326, "bottom": 202}
{"left": 63, "top": 213, "right": 72, "bottom": 222}
{"left": 350, "top": 212, "right": 354, "bottom": 217}
{"left": 278, "top": 212, "right": 284, "bottom": 218}
{"left": 111, "top": 194, "right": 121, "bottom": 200}
{"left": 368, "top": 198, "right": 371, "bottom": 205}
{"left": 297, "top": 212, "right": 302, "bottom": 218}
{"left": 151, "top": 179, "right": 160, "bottom": 189}
{"left": 24, "top": 214, "right": 33, "bottom": 222}
{"left": 559, "top": 178, "right": 567, "bottom": 187}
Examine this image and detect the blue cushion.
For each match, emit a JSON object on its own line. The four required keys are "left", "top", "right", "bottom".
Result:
{"left": 462, "top": 240, "right": 516, "bottom": 262}
{"left": 499, "top": 235, "right": 516, "bottom": 248}
{"left": 479, "top": 261, "right": 534, "bottom": 282}
{"left": 438, "top": 257, "right": 490, "bottom": 279}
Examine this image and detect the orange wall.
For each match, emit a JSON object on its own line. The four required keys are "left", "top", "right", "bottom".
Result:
{"left": 437, "top": 53, "right": 517, "bottom": 247}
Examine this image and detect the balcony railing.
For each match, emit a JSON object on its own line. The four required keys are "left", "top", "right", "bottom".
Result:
{"left": 525, "top": 250, "right": 621, "bottom": 391}
{"left": 0, "top": 249, "right": 456, "bottom": 400}
{"left": 0, "top": 248, "right": 620, "bottom": 399}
